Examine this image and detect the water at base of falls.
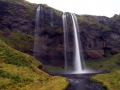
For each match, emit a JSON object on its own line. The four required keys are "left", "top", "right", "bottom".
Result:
{"left": 62, "top": 69, "right": 96, "bottom": 74}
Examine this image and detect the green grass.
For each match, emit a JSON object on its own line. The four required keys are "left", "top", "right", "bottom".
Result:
{"left": 91, "top": 70, "right": 120, "bottom": 90}
{"left": 41, "top": 76, "right": 68, "bottom": 90}
{"left": 86, "top": 53, "right": 120, "bottom": 72}
{"left": 0, "top": 39, "right": 68, "bottom": 90}
{"left": 0, "top": 31, "right": 34, "bottom": 52}
{"left": 8, "top": 32, "right": 34, "bottom": 52}
{"left": 44, "top": 65, "right": 64, "bottom": 73}
{"left": 0, "top": 38, "right": 40, "bottom": 67}
{"left": 88, "top": 53, "right": 120, "bottom": 90}
{"left": 100, "top": 24, "right": 111, "bottom": 32}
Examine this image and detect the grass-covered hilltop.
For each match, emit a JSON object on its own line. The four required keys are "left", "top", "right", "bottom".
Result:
{"left": 0, "top": 0, "right": 120, "bottom": 90}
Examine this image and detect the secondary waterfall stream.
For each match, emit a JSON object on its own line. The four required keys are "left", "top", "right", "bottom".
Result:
{"left": 34, "top": 5, "right": 40, "bottom": 59}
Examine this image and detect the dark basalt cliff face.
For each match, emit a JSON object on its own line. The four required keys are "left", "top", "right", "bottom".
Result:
{"left": 0, "top": 0, "right": 120, "bottom": 66}
{"left": 77, "top": 15, "right": 120, "bottom": 60}
{"left": 0, "top": 0, "right": 38, "bottom": 54}
{"left": 78, "top": 15, "right": 120, "bottom": 59}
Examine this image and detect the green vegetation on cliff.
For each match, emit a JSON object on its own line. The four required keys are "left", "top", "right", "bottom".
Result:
{"left": 91, "top": 70, "right": 120, "bottom": 90}
{"left": 0, "top": 0, "right": 38, "bottom": 20}
{"left": 0, "top": 39, "right": 68, "bottom": 90}
{"left": 0, "top": 31, "right": 34, "bottom": 53}
{"left": 77, "top": 15, "right": 111, "bottom": 32}
{"left": 7, "top": 32, "right": 33, "bottom": 52}
{"left": 86, "top": 53, "right": 120, "bottom": 72}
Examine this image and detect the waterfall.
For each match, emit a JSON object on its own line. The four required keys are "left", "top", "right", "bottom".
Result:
{"left": 34, "top": 5, "right": 93, "bottom": 73}
{"left": 62, "top": 12, "right": 87, "bottom": 73}
{"left": 71, "top": 13, "right": 83, "bottom": 72}
{"left": 34, "top": 5, "right": 40, "bottom": 58}
{"left": 62, "top": 12, "right": 68, "bottom": 71}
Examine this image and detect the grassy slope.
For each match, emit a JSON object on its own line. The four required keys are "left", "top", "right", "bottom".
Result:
{"left": 91, "top": 70, "right": 120, "bottom": 90}
{"left": 86, "top": 53, "right": 120, "bottom": 90}
{"left": 0, "top": 39, "right": 68, "bottom": 90}
{"left": 86, "top": 53, "right": 120, "bottom": 72}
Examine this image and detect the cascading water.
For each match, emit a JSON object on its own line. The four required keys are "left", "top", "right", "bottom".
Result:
{"left": 34, "top": 5, "right": 40, "bottom": 58}
{"left": 62, "top": 12, "right": 89, "bottom": 73}
{"left": 71, "top": 13, "right": 83, "bottom": 72}
{"left": 63, "top": 12, "right": 68, "bottom": 71}
{"left": 34, "top": 5, "right": 93, "bottom": 73}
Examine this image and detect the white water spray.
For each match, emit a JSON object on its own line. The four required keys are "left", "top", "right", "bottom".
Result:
{"left": 34, "top": 5, "right": 40, "bottom": 58}
{"left": 62, "top": 12, "right": 93, "bottom": 73}
{"left": 71, "top": 13, "right": 82, "bottom": 72}
{"left": 62, "top": 12, "right": 68, "bottom": 71}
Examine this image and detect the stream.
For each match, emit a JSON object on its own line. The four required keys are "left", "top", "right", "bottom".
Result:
{"left": 51, "top": 73, "right": 105, "bottom": 90}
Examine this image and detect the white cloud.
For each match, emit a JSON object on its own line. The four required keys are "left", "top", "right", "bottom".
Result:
{"left": 26, "top": 0, "right": 120, "bottom": 17}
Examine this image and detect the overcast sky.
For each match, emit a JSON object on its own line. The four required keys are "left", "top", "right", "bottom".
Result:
{"left": 26, "top": 0, "right": 120, "bottom": 17}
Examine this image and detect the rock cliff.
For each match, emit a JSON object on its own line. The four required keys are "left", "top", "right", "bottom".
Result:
{"left": 0, "top": 0, "right": 120, "bottom": 66}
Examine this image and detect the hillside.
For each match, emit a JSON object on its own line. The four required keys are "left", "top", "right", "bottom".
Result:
{"left": 0, "top": 39, "right": 68, "bottom": 90}
{"left": 86, "top": 53, "right": 120, "bottom": 72}
{"left": 91, "top": 70, "right": 120, "bottom": 90}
